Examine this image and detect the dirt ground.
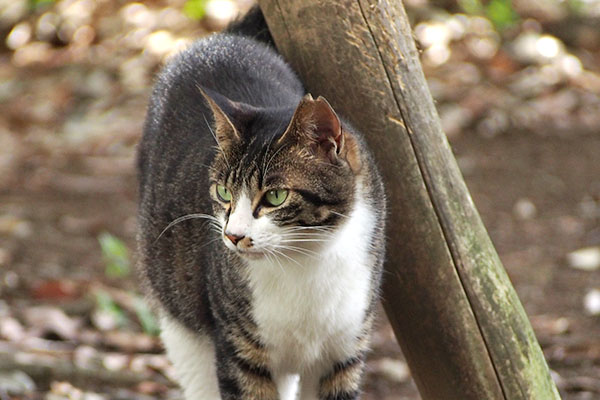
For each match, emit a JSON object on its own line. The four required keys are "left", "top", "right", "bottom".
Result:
{"left": 1, "top": 1, "right": 599, "bottom": 399}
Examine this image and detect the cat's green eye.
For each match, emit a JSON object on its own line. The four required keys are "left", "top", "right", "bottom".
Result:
{"left": 216, "top": 185, "right": 232, "bottom": 202}
{"left": 264, "top": 189, "right": 288, "bottom": 207}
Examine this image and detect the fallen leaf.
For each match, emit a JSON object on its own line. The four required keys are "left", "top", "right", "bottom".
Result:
{"left": 31, "top": 280, "right": 81, "bottom": 301}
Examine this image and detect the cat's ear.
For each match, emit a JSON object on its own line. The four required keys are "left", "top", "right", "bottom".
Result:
{"left": 278, "top": 94, "right": 344, "bottom": 163}
{"left": 199, "top": 86, "right": 242, "bottom": 147}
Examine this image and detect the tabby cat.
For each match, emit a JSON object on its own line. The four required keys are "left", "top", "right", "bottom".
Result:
{"left": 137, "top": 7, "right": 386, "bottom": 400}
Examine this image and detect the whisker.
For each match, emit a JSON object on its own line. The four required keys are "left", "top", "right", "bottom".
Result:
{"left": 265, "top": 249, "right": 285, "bottom": 274}
{"left": 279, "top": 230, "right": 333, "bottom": 234}
{"left": 278, "top": 237, "right": 331, "bottom": 243}
{"left": 280, "top": 227, "right": 335, "bottom": 234}
{"left": 280, "top": 244, "right": 320, "bottom": 254}
{"left": 278, "top": 231, "right": 333, "bottom": 237}
{"left": 276, "top": 245, "right": 319, "bottom": 258}
{"left": 280, "top": 238, "right": 328, "bottom": 243}
{"left": 154, "top": 213, "right": 220, "bottom": 243}
{"left": 281, "top": 225, "right": 335, "bottom": 230}
{"left": 280, "top": 230, "right": 334, "bottom": 238}
{"left": 330, "top": 210, "right": 350, "bottom": 219}
{"left": 203, "top": 114, "right": 230, "bottom": 168}
{"left": 270, "top": 248, "right": 303, "bottom": 268}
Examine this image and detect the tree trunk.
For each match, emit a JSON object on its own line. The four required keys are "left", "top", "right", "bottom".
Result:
{"left": 257, "top": 1, "right": 561, "bottom": 399}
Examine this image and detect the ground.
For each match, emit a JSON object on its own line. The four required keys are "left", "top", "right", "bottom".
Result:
{"left": 0, "top": 1, "right": 599, "bottom": 399}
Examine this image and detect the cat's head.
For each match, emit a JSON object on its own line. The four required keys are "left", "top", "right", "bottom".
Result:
{"left": 202, "top": 88, "right": 364, "bottom": 260}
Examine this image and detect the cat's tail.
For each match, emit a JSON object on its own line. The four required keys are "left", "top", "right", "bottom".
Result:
{"left": 225, "top": 5, "right": 274, "bottom": 47}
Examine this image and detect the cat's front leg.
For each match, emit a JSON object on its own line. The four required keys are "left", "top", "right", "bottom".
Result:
{"left": 317, "top": 355, "right": 365, "bottom": 400}
{"left": 214, "top": 335, "right": 279, "bottom": 400}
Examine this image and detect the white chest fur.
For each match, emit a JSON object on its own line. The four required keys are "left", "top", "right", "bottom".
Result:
{"left": 246, "top": 197, "right": 376, "bottom": 374}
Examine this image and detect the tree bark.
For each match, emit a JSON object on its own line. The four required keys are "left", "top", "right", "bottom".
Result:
{"left": 257, "top": 1, "right": 561, "bottom": 399}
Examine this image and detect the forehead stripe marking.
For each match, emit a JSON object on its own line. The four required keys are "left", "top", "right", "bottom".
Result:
{"left": 295, "top": 189, "right": 343, "bottom": 207}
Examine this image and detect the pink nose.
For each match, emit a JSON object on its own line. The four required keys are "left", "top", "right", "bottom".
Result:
{"left": 225, "top": 233, "right": 244, "bottom": 245}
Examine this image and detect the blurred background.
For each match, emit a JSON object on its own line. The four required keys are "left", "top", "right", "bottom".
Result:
{"left": 0, "top": 0, "right": 599, "bottom": 399}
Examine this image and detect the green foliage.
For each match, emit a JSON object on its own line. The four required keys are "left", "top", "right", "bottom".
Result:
{"left": 96, "top": 233, "right": 159, "bottom": 336}
{"left": 134, "top": 297, "right": 160, "bottom": 336}
{"left": 567, "top": 0, "right": 586, "bottom": 13}
{"left": 95, "top": 290, "right": 128, "bottom": 327}
{"left": 183, "top": 0, "right": 209, "bottom": 20}
{"left": 98, "top": 232, "right": 130, "bottom": 279}
{"left": 459, "top": 0, "right": 518, "bottom": 31}
{"left": 458, "top": 0, "right": 484, "bottom": 15}
{"left": 486, "top": 0, "right": 518, "bottom": 30}
{"left": 28, "top": 0, "right": 55, "bottom": 11}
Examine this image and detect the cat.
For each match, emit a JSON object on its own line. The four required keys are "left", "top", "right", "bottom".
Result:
{"left": 136, "top": 7, "right": 386, "bottom": 400}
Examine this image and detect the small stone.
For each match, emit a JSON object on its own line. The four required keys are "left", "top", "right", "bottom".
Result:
{"left": 82, "top": 393, "right": 107, "bottom": 400}
{"left": 74, "top": 345, "right": 98, "bottom": 369}
{"left": 477, "top": 108, "right": 509, "bottom": 138}
{"left": 120, "top": 2, "right": 156, "bottom": 29}
{"left": 552, "top": 317, "right": 570, "bottom": 334}
{"left": 50, "top": 381, "right": 82, "bottom": 398}
{"left": 440, "top": 104, "right": 472, "bottom": 138}
{"left": 155, "top": 7, "right": 188, "bottom": 30}
{"left": 102, "top": 353, "right": 128, "bottom": 371}
{"left": 91, "top": 309, "right": 120, "bottom": 331}
{"left": 373, "top": 358, "right": 410, "bottom": 383}
{"left": 583, "top": 289, "right": 600, "bottom": 316}
{"left": 145, "top": 30, "right": 175, "bottom": 57}
{"left": 513, "top": 198, "right": 537, "bottom": 220}
{"left": 12, "top": 41, "right": 52, "bottom": 67}
{"left": 415, "top": 21, "right": 452, "bottom": 48}
{"left": 0, "top": 1, "right": 28, "bottom": 26}
{"left": 36, "top": 12, "right": 60, "bottom": 41}
{"left": 0, "top": 215, "right": 32, "bottom": 238}
{"left": 567, "top": 247, "right": 600, "bottom": 271}
{"left": 203, "top": 0, "right": 239, "bottom": 31}
{"left": 0, "top": 370, "right": 36, "bottom": 395}
{"left": 84, "top": 70, "right": 113, "bottom": 98}
{"left": 531, "top": 315, "right": 570, "bottom": 335}
{"left": 6, "top": 22, "right": 31, "bottom": 50}
{"left": 3, "top": 270, "right": 19, "bottom": 288}
{"left": 550, "top": 369, "right": 564, "bottom": 388}
{"left": 0, "top": 317, "right": 26, "bottom": 341}
{"left": 119, "top": 56, "right": 149, "bottom": 93}
{"left": 0, "top": 301, "right": 8, "bottom": 318}
{"left": 579, "top": 196, "right": 599, "bottom": 219}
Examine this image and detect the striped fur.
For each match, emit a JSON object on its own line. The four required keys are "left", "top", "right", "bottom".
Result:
{"left": 137, "top": 8, "right": 385, "bottom": 400}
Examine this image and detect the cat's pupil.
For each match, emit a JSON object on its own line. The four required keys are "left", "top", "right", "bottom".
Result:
{"left": 265, "top": 189, "right": 288, "bottom": 207}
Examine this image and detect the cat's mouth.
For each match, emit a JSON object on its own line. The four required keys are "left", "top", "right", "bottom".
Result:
{"left": 222, "top": 237, "right": 266, "bottom": 259}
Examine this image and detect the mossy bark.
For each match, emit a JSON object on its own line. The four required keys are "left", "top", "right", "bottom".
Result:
{"left": 257, "top": 0, "right": 561, "bottom": 399}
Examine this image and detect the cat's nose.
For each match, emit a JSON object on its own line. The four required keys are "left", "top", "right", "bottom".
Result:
{"left": 225, "top": 233, "right": 244, "bottom": 245}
